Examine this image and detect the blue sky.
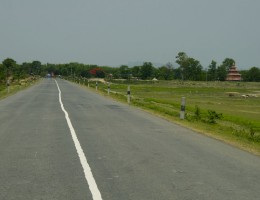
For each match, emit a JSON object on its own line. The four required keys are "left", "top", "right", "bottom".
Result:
{"left": 1, "top": 0, "right": 259, "bottom": 69}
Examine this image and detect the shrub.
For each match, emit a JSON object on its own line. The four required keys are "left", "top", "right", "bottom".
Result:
{"left": 249, "top": 126, "right": 255, "bottom": 137}
{"left": 207, "top": 110, "right": 223, "bottom": 124}
{"left": 194, "top": 105, "right": 201, "bottom": 120}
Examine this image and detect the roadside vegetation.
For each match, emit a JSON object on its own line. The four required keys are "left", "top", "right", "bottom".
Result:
{"left": 0, "top": 58, "right": 40, "bottom": 99}
{"left": 0, "top": 77, "right": 40, "bottom": 99}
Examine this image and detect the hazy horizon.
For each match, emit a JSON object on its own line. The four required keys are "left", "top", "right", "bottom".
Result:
{"left": 1, "top": 0, "right": 259, "bottom": 69}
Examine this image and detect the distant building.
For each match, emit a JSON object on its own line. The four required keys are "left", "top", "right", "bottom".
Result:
{"left": 226, "top": 63, "right": 242, "bottom": 81}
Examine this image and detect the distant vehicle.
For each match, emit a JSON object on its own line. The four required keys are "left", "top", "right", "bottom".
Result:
{"left": 46, "top": 74, "right": 51, "bottom": 78}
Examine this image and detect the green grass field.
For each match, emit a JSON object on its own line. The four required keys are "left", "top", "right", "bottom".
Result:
{"left": 80, "top": 79, "right": 260, "bottom": 155}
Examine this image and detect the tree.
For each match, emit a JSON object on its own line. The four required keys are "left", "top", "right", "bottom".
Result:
{"left": 186, "top": 58, "right": 203, "bottom": 81}
{"left": 207, "top": 60, "right": 217, "bottom": 81}
{"left": 244, "top": 67, "right": 260, "bottom": 82}
{"left": 175, "top": 52, "right": 203, "bottom": 81}
{"left": 0, "top": 64, "right": 4, "bottom": 83}
{"left": 2, "top": 58, "right": 16, "bottom": 78}
{"left": 31, "top": 61, "right": 41, "bottom": 75}
{"left": 216, "top": 65, "right": 227, "bottom": 81}
{"left": 21, "top": 62, "right": 32, "bottom": 75}
{"left": 13, "top": 64, "right": 24, "bottom": 80}
{"left": 96, "top": 69, "right": 105, "bottom": 78}
{"left": 80, "top": 70, "right": 91, "bottom": 78}
{"left": 176, "top": 52, "right": 188, "bottom": 81}
{"left": 173, "top": 67, "right": 182, "bottom": 80}
{"left": 140, "top": 62, "right": 154, "bottom": 80}
{"left": 158, "top": 63, "right": 174, "bottom": 80}
{"left": 89, "top": 67, "right": 105, "bottom": 78}
{"left": 119, "top": 65, "right": 131, "bottom": 79}
{"left": 221, "top": 58, "right": 235, "bottom": 71}
{"left": 131, "top": 66, "right": 141, "bottom": 78}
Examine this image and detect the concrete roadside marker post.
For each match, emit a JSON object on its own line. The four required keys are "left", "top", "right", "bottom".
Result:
{"left": 96, "top": 81, "right": 98, "bottom": 91}
{"left": 180, "top": 97, "right": 186, "bottom": 119}
{"left": 108, "top": 82, "right": 110, "bottom": 95}
{"left": 88, "top": 80, "right": 89, "bottom": 88}
{"left": 127, "top": 85, "right": 131, "bottom": 104}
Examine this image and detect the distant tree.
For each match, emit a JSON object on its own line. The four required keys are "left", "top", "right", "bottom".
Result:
{"left": 207, "top": 60, "right": 217, "bottom": 81}
{"left": 100, "top": 66, "right": 118, "bottom": 79}
{"left": 158, "top": 63, "right": 174, "bottom": 80}
{"left": 31, "top": 61, "right": 41, "bottom": 75}
{"left": 187, "top": 58, "right": 203, "bottom": 81}
{"left": 221, "top": 58, "right": 235, "bottom": 70}
{"left": 165, "top": 62, "right": 174, "bottom": 80}
{"left": 46, "top": 63, "right": 56, "bottom": 76}
{"left": 89, "top": 67, "right": 105, "bottom": 78}
{"left": 175, "top": 52, "right": 202, "bottom": 81}
{"left": 96, "top": 69, "right": 105, "bottom": 78}
{"left": 173, "top": 67, "right": 182, "bottom": 80}
{"left": 13, "top": 64, "right": 24, "bottom": 80}
{"left": 131, "top": 66, "right": 141, "bottom": 78}
{"left": 176, "top": 52, "right": 188, "bottom": 80}
{"left": 140, "top": 62, "right": 154, "bottom": 80}
{"left": 21, "top": 62, "right": 32, "bottom": 75}
{"left": 0, "top": 64, "right": 4, "bottom": 83}
{"left": 119, "top": 65, "right": 131, "bottom": 79}
{"left": 240, "top": 70, "right": 247, "bottom": 81}
{"left": 157, "top": 66, "right": 168, "bottom": 80}
{"left": 80, "top": 70, "right": 91, "bottom": 78}
{"left": 216, "top": 65, "right": 227, "bottom": 81}
{"left": 176, "top": 52, "right": 188, "bottom": 66}
{"left": 243, "top": 67, "right": 260, "bottom": 82}
{"left": 2, "top": 58, "right": 16, "bottom": 78}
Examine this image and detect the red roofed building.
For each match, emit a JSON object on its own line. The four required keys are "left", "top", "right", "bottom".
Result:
{"left": 226, "top": 63, "right": 242, "bottom": 81}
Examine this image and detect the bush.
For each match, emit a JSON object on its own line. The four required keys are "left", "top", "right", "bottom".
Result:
{"left": 250, "top": 127, "right": 255, "bottom": 137}
{"left": 186, "top": 105, "right": 201, "bottom": 122}
{"left": 207, "top": 110, "right": 223, "bottom": 124}
{"left": 232, "top": 127, "right": 260, "bottom": 142}
{"left": 194, "top": 105, "right": 201, "bottom": 120}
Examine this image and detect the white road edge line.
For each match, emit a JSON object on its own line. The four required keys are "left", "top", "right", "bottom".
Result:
{"left": 55, "top": 80, "right": 103, "bottom": 200}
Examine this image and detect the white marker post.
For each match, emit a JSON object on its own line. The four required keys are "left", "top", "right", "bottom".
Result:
{"left": 108, "top": 83, "right": 110, "bottom": 95}
{"left": 127, "top": 85, "right": 131, "bottom": 104}
{"left": 180, "top": 97, "right": 186, "bottom": 119}
{"left": 96, "top": 81, "right": 98, "bottom": 91}
{"left": 88, "top": 80, "right": 89, "bottom": 88}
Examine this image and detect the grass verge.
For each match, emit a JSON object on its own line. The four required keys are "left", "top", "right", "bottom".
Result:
{"left": 0, "top": 77, "right": 40, "bottom": 100}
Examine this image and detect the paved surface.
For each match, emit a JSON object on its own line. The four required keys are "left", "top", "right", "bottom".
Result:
{"left": 0, "top": 78, "right": 260, "bottom": 200}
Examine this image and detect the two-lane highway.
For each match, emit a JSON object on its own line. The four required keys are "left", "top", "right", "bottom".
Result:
{"left": 1, "top": 78, "right": 260, "bottom": 200}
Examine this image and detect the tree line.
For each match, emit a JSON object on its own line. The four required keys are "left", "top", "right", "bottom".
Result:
{"left": 1, "top": 52, "right": 260, "bottom": 85}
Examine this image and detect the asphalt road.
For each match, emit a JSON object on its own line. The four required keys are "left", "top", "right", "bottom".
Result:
{"left": 0, "top": 78, "right": 259, "bottom": 200}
